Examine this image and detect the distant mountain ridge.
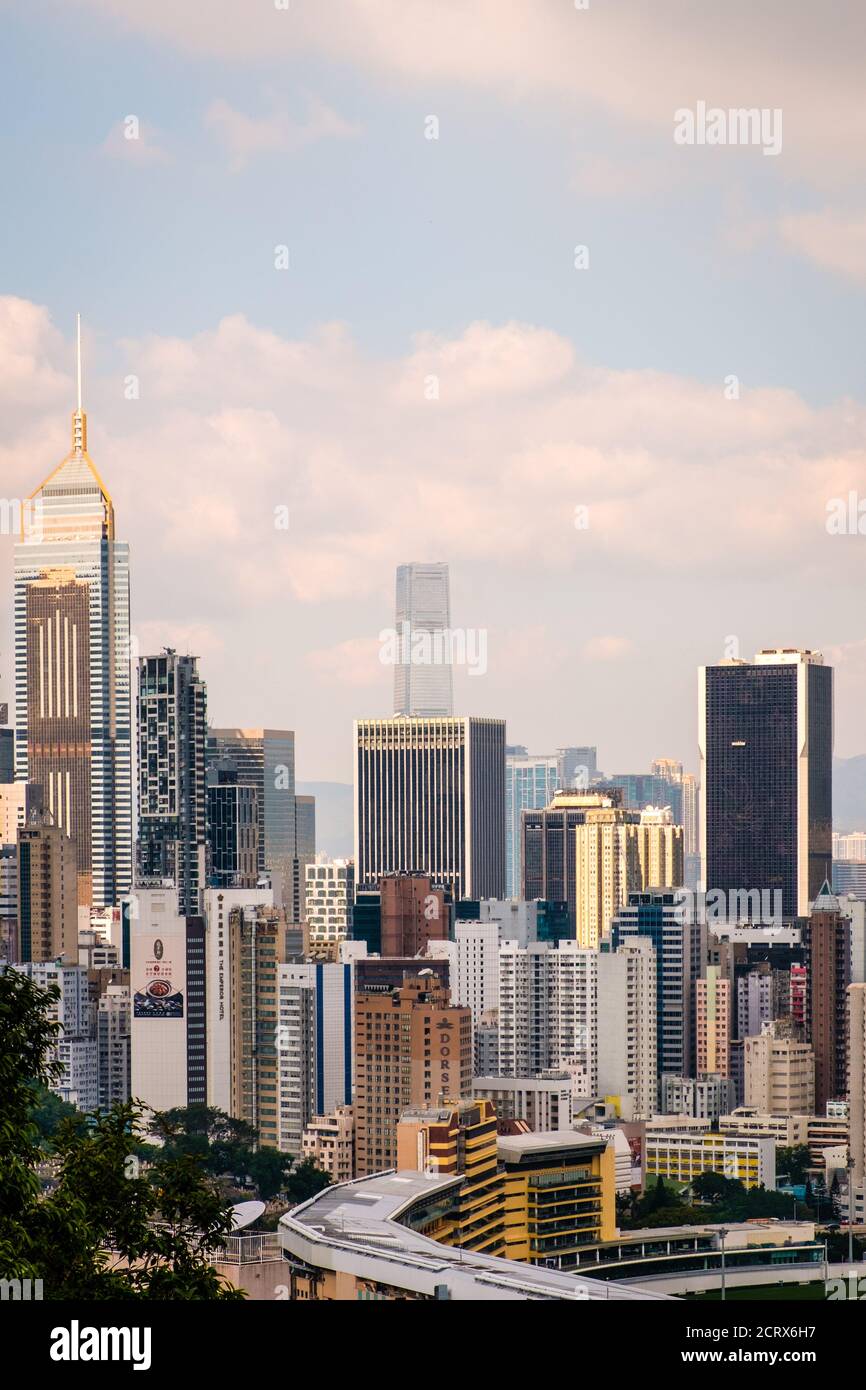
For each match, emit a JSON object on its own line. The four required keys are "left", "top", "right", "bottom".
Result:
{"left": 297, "top": 781, "right": 353, "bottom": 859}
{"left": 834, "top": 756, "right": 866, "bottom": 833}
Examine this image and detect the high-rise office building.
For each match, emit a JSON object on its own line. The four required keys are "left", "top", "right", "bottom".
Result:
{"left": 137, "top": 651, "right": 208, "bottom": 916}
{"left": 699, "top": 649, "right": 832, "bottom": 918}
{"left": 0, "top": 728, "right": 14, "bottom": 783}
{"left": 293, "top": 794, "right": 316, "bottom": 923}
{"left": 521, "top": 790, "right": 622, "bottom": 931}
{"left": 206, "top": 770, "right": 259, "bottom": 889}
{"left": 354, "top": 716, "right": 505, "bottom": 898}
{"left": 574, "top": 806, "right": 641, "bottom": 949}
{"left": 505, "top": 748, "right": 559, "bottom": 897}
{"left": 207, "top": 729, "right": 308, "bottom": 919}
{"left": 17, "top": 814, "right": 78, "bottom": 963}
{"left": 14, "top": 324, "right": 132, "bottom": 909}
{"left": 393, "top": 562, "right": 453, "bottom": 717}
{"left": 354, "top": 971, "right": 472, "bottom": 1177}
{"left": 599, "top": 772, "right": 683, "bottom": 823}
{"left": 832, "top": 859, "right": 866, "bottom": 899}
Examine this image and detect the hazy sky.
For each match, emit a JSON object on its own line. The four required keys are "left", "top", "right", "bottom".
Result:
{"left": 1, "top": 0, "right": 865, "bottom": 781}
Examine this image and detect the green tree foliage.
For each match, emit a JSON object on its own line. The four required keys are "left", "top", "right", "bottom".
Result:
{"left": 776, "top": 1145, "right": 812, "bottom": 1184}
{"left": 149, "top": 1104, "right": 331, "bottom": 1203}
{"left": 618, "top": 1168, "right": 810, "bottom": 1230}
{"left": 0, "top": 967, "right": 243, "bottom": 1299}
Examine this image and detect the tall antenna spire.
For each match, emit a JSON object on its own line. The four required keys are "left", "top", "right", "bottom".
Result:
{"left": 72, "top": 313, "right": 87, "bottom": 454}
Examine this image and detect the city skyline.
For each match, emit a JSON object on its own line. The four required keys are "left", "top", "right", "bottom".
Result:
{"left": 3, "top": 3, "right": 866, "bottom": 785}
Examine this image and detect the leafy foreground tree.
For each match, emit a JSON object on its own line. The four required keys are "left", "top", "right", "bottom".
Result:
{"left": 150, "top": 1103, "right": 330, "bottom": 1203}
{"left": 0, "top": 968, "right": 243, "bottom": 1299}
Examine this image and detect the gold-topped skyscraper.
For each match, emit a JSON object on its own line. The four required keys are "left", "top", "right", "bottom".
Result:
{"left": 14, "top": 317, "right": 132, "bottom": 909}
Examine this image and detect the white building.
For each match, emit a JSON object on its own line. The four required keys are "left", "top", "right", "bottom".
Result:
{"left": 202, "top": 885, "right": 273, "bottom": 1113}
{"left": 426, "top": 920, "right": 500, "bottom": 1070}
{"left": 304, "top": 857, "right": 354, "bottom": 944}
{"left": 129, "top": 886, "right": 203, "bottom": 1113}
{"left": 12, "top": 959, "right": 97, "bottom": 1110}
{"left": 496, "top": 940, "right": 597, "bottom": 1092}
{"left": 473, "top": 1073, "right": 573, "bottom": 1132}
{"left": 597, "top": 938, "right": 657, "bottom": 1118}
{"left": 277, "top": 961, "right": 355, "bottom": 1156}
{"left": 97, "top": 984, "right": 130, "bottom": 1109}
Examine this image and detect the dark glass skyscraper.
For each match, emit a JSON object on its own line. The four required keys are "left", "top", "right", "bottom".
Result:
{"left": 699, "top": 650, "right": 832, "bottom": 919}
{"left": 206, "top": 728, "right": 310, "bottom": 920}
{"left": 136, "top": 650, "right": 208, "bottom": 916}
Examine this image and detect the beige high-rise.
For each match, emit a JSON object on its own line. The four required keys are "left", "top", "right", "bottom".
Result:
{"left": 354, "top": 972, "right": 471, "bottom": 1177}
{"left": 17, "top": 814, "right": 77, "bottom": 963}
{"left": 575, "top": 805, "right": 683, "bottom": 948}
{"left": 744, "top": 1019, "right": 815, "bottom": 1116}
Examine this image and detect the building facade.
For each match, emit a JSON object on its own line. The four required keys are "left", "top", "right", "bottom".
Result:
{"left": 137, "top": 650, "right": 208, "bottom": 916}
{"left": 392, "top": 561, "right": 453, "bottom": 718}
{"left": 354, "top": 716, "right": 506, "bottom": 899}
{"left": 14, "top": 361, "right": 132, "bottom": 909}
{"left": 699, "top": 649, "right": 832, "bottom": 919}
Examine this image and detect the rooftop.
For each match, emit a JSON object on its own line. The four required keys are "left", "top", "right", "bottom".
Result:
{"left": 279, "top": 1170, "right": 671, "bottom": 1302}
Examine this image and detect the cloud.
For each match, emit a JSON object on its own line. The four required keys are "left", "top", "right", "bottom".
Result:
{"left": 100, "top": 117, "right": 171, "bottom": 164}
{"left": 305, "top": 637, "right": 386, "bottom": 688}
{"left": 581, "top": 636, "right": 634, "bottom": 663}
{"left": 4, "top": 297, "right": 866, "bottom": 774}
{"left": 72, "top": 0, "right": 866, "bottom": 187}
{"left": 204, "top": 95, "right": 360, "bottom": 171}
{"left": 6, "top": 302, "right": 866, "bottom": 623}
{"left": 779, "top": 210, "right": 866, "bottom": 285}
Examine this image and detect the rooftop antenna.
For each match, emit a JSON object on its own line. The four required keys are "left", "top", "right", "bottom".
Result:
{"left": 72, "top": 313, "right": 86, "bottom": 453}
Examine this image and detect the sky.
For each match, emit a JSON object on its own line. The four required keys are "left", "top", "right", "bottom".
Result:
{"left": 1, "top": 0, "right": 865, "bottom": 782}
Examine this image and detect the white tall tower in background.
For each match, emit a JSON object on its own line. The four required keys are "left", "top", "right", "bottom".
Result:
{"left": 393, "top": 561, "right": 453, "bottom": 717}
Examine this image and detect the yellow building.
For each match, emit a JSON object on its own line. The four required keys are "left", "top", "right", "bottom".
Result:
{"left": 497, "top": 1131, "right": 616, "bottom": 1265}
{"left": 645, "top": 1130, "right": 776, "bottom": 1190}
{"left": 396, "top": 1099, "right": 504, "bottom": 1256}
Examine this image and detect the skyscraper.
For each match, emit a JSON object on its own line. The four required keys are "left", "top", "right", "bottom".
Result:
{"left": 14, "top": 320, "right": 132, "bottom": 908}
{"left": 699, "top": 649, "right": 832, "bottom": 918}
{"left": 17, "top": 813, "right": 78, "bottom": 963}
{"left": 354, "top": 971, "right": 471, "bottom": 1177}
{"left": 505, "top": 747, "right": 560, "bottom": 897}
{"left": 206, "top": 769, "right": 259, "bottom": 889}
{"left": 803, "top": 882, "right": 851, "bottom": 1110}
{"left": 136, "top": 650, "right": 208, "bottom": 916}
{"left": 521, "top": 790, "right": 622, "bottom": 931}
{"left": 393, "top": 562, "right": 453, "bottom": 717}
{"left": 611, "top": 889, "right": 694, "bottom": 1080}
{"left": 206, "top": 728, "right": 309, "bottom": 920}
{"left": 354, "top": 716, "right": 506, "bottom": 898}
